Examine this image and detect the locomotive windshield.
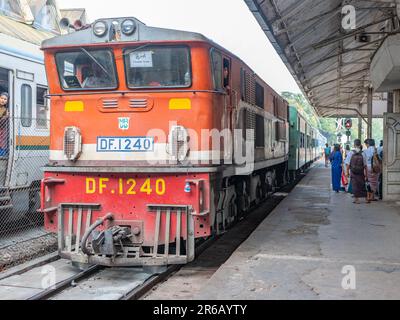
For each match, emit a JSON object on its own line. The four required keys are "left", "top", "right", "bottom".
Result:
{"left": 55, "top": 49, "right": 118, "bottom": 90}
{"left": 124, "top": 46, "right": 191, "bottom": 88}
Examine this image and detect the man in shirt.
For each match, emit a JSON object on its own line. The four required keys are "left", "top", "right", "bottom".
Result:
{"left": 324, "top": 144, "right": 331, "bottom": 167}
{"left": 82, "top": 62, "right": 112, "bottom": 88}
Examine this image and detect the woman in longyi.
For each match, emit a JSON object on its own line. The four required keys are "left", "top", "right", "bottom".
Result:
{"left": 0, "top": 92, "right": 9, "bottom": 157}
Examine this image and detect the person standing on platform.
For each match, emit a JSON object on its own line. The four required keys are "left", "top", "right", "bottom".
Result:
{"left": 377, "top": 140, "right": 383, "bottom": 200}
{"left": 363, "top": 139, "right": 380, "bottom": 202}
{"left": 329, "top": 144, "right": 343, "bottom": 193}
{"left": 0, "top": 92, "right": 9, "bottom": 157}
{"left": 324, "top": 143, "right": 331, "bottom": 167}
{"left": 342, "top": 145, "right": 351, "bottom": 192}
{"left": 344, "top": 144, "right": 351, "bottom": 158}
{"left": 377, "top": 140, "right": 383, "bottom": 157}
{"left": 348, "top": 139, "right": 367, "bottom": 204}
{"left": 344, "top": 143, "right": 355, "bottom": 194}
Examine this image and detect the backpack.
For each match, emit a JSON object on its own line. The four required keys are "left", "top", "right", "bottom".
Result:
{"left": 350, "top": 152, "right": 364, "bottom": 175}
{"left": 371, "top": 148, "right": 382, "bottom": 174}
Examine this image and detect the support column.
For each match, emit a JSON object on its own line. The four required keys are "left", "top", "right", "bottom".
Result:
{"left": 367, "top": 87, "right": 373, "bottom": 139}
{"left": 387, "top": 92, "right": 393, "bottom": 113}
{"left": 394, "top": 90, "right": 400, "bottom": 113}
{"left": 358, "top": 116, "right": 362, "bottom": 141}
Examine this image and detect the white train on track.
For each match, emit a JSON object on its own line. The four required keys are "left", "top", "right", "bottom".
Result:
{"left": 0, "top": 0, "right": 82, "bottom": 224}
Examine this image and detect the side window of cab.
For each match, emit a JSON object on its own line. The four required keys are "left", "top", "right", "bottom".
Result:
{"left": 210, "top": 49, "right": 223, "bottom": 91}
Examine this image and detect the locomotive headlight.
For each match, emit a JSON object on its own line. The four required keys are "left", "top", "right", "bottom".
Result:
{"left": 93, "top": 20, "right": 108, "bottom": 37}
{"left": 121, "top": 19, "right": 136, "bottom": 35}
{"left": 63, "top": 127, "right": 82, "bottom": 161}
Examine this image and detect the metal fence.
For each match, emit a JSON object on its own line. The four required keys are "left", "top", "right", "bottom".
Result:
{"left": 0, "top": 116, "right": 50, "bottom": 249}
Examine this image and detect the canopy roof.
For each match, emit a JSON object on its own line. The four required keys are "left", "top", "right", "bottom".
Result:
{"left": 244, "top": 0, "right": 398, "bottom": 117}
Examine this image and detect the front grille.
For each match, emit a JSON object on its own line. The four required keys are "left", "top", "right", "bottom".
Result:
{"left": 129, "top": 99, "right": 148, "bottom": 108}
{"left": 102, "top": 99, "right": 118, "bottom": 108}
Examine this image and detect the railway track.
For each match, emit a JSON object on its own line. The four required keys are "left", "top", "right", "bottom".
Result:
{"left": 0, "top": 170, "right": 308, "bottom": 300}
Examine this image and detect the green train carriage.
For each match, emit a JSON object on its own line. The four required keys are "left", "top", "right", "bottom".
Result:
{"left": 288, "top": 106, "right": 326, "bottom": 179}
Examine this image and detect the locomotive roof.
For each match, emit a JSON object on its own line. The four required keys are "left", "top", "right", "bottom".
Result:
{"left": 42, "top": 17, "right": 211, "bottom": 49}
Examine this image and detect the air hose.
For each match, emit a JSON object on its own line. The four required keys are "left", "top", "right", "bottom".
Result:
{"left": 81, "top": 213, "right": 114, "bottom": 255}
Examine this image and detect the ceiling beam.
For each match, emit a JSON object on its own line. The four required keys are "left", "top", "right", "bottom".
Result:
{"left": 301, "top": 37, "right": 385, "bottom": 70}
{"left": 308, "top": 68, "right": 370, "bottom": 90}
{"left": 312, "top": 15, "right": 394, "bottom": 49}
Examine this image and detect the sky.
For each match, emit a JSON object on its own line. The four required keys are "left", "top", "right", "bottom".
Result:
{"left": 57, "top": 0, "right": 301, "bottom": 94}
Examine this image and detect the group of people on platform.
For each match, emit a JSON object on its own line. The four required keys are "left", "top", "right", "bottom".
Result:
{"left": 325, "top": 138, "right": 383, "bottom": 204}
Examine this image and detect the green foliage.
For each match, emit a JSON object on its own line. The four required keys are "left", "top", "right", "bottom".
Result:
{"left": 281, "top": 92, "right": 319, "bottom": 128}
{"left": 281, "top": 92, "right": 384, "bottom": 145}
{"left": 372, "top": 118, "right": 383, "bottom": 143}
{"left": 319, "top": 118, "right": 337, "bottom": 144}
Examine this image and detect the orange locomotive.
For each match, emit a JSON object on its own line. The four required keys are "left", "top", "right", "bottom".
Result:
{"left": 41, "top": 17, "right": 289, "bottom": 267}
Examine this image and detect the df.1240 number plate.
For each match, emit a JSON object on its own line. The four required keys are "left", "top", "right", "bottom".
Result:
{"left": 97, "top": 137, "right": 154, "bottom": 152}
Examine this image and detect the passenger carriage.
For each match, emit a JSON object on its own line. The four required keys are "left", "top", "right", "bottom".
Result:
{"left": 0, "top": 1, "right": 61, "bottom": 223}
{"left": 288, "top": 106, "right": 326, "bottom": 179}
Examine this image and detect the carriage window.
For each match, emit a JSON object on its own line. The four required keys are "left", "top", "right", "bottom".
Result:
{"left": 124, "top": 46, "right": 191, "bottom": 88}
{"left": 211, "top": 50, "right": 223, "bottom": 91}
{"left": 55, "top": 49, "right": 118, "bottom": 90}
{"left": 36, "top": 86, "right": 48, "bottom": 128}
{"left": 21, "top": 84, "right": 32, "bottom": 127}
{"left": 0, "top": 68, "right": 9, "bottom": 93}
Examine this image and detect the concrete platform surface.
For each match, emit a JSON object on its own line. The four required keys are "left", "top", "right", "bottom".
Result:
{"left": 196, "top": 163, "right": 400, "bottom": 300}
{"left": 0, "top": 259, "right": 79, "bottom": 300}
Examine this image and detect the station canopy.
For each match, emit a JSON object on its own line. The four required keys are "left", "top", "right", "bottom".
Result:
{"left": 0, "top": 0, "right": 63, "bottom": 43}
{"left": 244, "top": 0, "right": 400, "bottom": 118}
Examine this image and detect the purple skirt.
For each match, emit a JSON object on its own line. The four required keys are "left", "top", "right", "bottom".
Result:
{"left": 351, "top": 173, "right": 366, "bottom": 198}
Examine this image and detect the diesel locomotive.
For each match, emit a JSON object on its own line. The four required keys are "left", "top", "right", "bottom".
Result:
{"left": 40, "top": 17, "right": 325, "bottom": 267}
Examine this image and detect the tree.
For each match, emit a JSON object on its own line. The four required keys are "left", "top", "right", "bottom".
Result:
{"left": 281, "top": 92, "right": 319, "bottom": 128}
{"left": 280, "top": 92, "right": 384, "bottom": 145}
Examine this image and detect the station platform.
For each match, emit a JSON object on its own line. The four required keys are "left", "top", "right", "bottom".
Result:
{"left": 196, "top": 162, "right": 400, "bottom": 300}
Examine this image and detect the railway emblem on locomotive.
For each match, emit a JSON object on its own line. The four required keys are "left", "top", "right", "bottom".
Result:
{"left": 118, "top": 117, "right": 130, "bottom": 130}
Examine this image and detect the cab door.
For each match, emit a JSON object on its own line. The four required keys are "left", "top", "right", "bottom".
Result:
{"left": 210, "top": 49, "right": 231, "bottom": 163}
{"left": 12, "top": 76, "right": 35, "bottom": 189}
